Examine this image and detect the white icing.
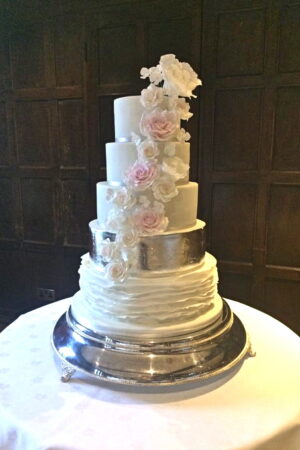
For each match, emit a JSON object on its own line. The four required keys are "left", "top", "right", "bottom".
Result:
{"left": 114, "top": 96, "right": 144, "bottom": 141}
{"left": 106, "top": 141, "right": 190, "bottom": 185}
{"left": 71, "top": 252, "right": 223, "bottom": 338}
{"left": 96, "top": 181, "right": 198, "bottom": 231}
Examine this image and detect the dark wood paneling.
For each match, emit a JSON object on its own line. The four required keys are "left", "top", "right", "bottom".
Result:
{"left": 211, "top": 184, "right": 257, "bottom": 262}
{"left": 54, "top": 16, "right": 84, "bottom": 87}
{"left": 265, "top": 278, "right": 300, "bottom": 332}
{"left": 213, "top": 89, "right": 261, "bottom": 171}
{"left": 0, "top": 38, "right": 10, "bottom": 90}
{"left": 0, "top": 178, "right": 16, "bottom": 240}
{"left": 273, "top": 87, "right": 300, "bottom": 170}
{"left": 15, "top": 101, "right": 54, "bottom": 167}
{"left": 98, "top": 24, "right": 140, "bottom": 85}
{"left": 219, "top": 272, "right": 252, "bottom": 303}
{"left": 0, "top": 102, "right": 9, "bottom": 166}
{"left": 279, "top": 5, "right": 300, "bottom": 73}
{"left": 58, "top": 99, "right": 85, "bottom": 167}
{"left": 267, "top": 185, "right": 300, "bottom": 267}
{"left": 11, "top": 26, "right": 46, "bottom": 89}
{"left": 21, "top": 178, "right": 55, "bottom": 243}
{"left": 62, "top": 179, "right": 91, "bottom": 246}
{"left": 217, "top": 9, "right": 265, "bottom": 77}
{"left": 147, "top": 18, "right": 194, "bottom": 65}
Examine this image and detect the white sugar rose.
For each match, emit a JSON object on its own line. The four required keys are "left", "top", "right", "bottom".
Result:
{"left": 116, "top": 229, "right": 139, "bottom": 248}
{"left": 140, "top": 84, "right": 164, "bottom": 109}
{"left": 140, "top": 108, "right": 179, "bottom": 141}
{"left": 177, "top": 128, "right": 191, "bottom": 142}
{"left": 137, "top": 139, "right": 159, "bottom": 161}
{"left": 162, "top": 156, "right": 189, "bottom": 181}
{"left": 105, "top": 260, "right": 128, "bottom": 282}
{"left": 152, "top": 175, "right": 178, "bottom": 202}
{"left": 133, "top": 205, "right": 168, "bottom": 235}
{"left": 159, "top": 54, "right": 202, "bottom": 98}
{"left": 124, "top": 160, "right": 158, "bottom": 191}
{"left": 106, "top": 188, "right": 115, "bottom": 202}
{"left": 98, "top": 239, "right": 119, "bottom": 263}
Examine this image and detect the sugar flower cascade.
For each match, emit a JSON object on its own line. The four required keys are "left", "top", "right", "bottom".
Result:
{"left": 99, "top": 54, "right": 202, "bottom": 282}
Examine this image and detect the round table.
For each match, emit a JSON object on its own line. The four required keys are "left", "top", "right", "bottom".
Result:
{"left": 0, "top": 298, "right": 299, "bottom": 450}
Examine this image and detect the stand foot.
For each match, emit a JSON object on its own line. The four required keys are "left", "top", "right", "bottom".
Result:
{"left": 247, "top": 342, "right": 256, "bottom": 358}
{"left": 61, "top": 363, "right": 76, "bottom": 382}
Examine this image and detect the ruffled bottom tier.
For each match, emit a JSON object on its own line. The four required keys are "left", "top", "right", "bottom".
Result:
{"left": 71, "top": 252, "right": 223, "bottom": 338}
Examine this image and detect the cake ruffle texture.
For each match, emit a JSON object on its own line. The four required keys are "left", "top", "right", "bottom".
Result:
{"left": 71, "top": 252, "right": 222, "bottom": 337}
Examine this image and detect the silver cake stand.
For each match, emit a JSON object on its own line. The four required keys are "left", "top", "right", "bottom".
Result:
{"left": 52, "top": 300, "right": 255, "bottom": 386}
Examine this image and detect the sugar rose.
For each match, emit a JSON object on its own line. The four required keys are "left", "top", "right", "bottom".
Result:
{"left": 105, "top": 260, "right": 128, "bottom": 282}
{"left": 140, "top": 108, "right": 179, "bottom": 141}
{"left": 133, "top": 206, "right": 169, "bottom": 235}
{"left": 124, "top": 160, "right": 158, "bottom": 191}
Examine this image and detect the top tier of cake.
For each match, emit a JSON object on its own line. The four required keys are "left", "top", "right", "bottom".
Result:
{"left": 114, "top": 96, "right": 145, "bottom": 141}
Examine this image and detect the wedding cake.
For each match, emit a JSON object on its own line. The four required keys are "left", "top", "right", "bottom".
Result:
{"left": 71, "top": 54, "right": 223, "bottom": 339}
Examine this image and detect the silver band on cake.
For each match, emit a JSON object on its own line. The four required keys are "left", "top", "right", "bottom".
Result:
{"left": 88, "top": 219, "right": 206, "bottom": 271}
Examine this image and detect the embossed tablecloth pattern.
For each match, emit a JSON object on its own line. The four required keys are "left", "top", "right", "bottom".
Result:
{"left": 0, "top": 299, "right": 299, "bottom": 450}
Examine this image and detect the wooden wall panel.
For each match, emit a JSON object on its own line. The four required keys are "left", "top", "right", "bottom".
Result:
{"left": 62, "top": 180, "right": 91, "bottom": 246}
{"left": 15, "top": 101, "right": 54, "bottom": 166}
{"left": 11, "top": 26, "right": 46, "bottom": 89}
{"left": 0, "top": 102, "right": 9, "bottom": 166}
{"left": 54, "top": 17, "right": 83, "bottom": 87}
{"left": 265, "top": 278, "right": 300, "bottom": 331}
{"left": 0, "top": 178, "right": 16, "bottom": 240}
{"left": 0, "top": 39, "right": 10, "bottom": 90}
{"left": 219, "top": 273, "right": 252, "bottom": 303}
{"left": 148, "top": 18, "right": 194, "bottom": 64}
{"left": 267, "top": 185, "right": 300, "bottom": 267}
{"left": 211, "top": 184, "right": 256, "bottom": 262}
{"left": 98, "top": 24, "right": 139, "bottom": 85}
{"left": 279, "top": 5, "right": 300, "bottom": 73}
{"left": 58, "top": 99, "right": 85, "bottom": 167}
{"left": 213, "top": 89, "right": 261, "bottom": 171}
{"left": 273, "top": 87, "right": 300, "bottom": 170}
{"left": 21, "top": 178, "right": 55, "bottom": 243}
{"left": 217, "top": 9, "right": 265, "bottom": 77}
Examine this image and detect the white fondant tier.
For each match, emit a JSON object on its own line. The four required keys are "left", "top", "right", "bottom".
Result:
{"left": 106, "top": 141, "right": 190, "bottom": 184}
{"left": 114, "top": 96, "right": 144, "bottom": 141}
{"left": 71, "top": 252, "right": 223, "bottom": 338}
{"left": 96, "top": 181, "right": 198, "bottom": 231}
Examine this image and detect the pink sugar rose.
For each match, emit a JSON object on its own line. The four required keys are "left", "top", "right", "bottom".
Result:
{"left": 133, "top": 206, "right": 169, "bottom": 235}
{"left": 124, "top": 160, "right": 158, "bottom": 191}
{"left": 140, "top": 108, "right": 179, "bottom": 141}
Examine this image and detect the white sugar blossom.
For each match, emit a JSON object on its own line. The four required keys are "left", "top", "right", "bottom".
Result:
{"left": 159, "top": 54, "right": 202, "bottom": 98}
{"left": 105, "top": 188, "right": 115, "bottom": 202}
{"left": 105, "top": 209, "right": 130, "bottom": 231}
{"left": 116, "top": 229, "right": 139, "bottom": 248}
{"left": 162, "top": 156, "right": 189, "bottom": 181}
{"left": 105, "top": 260, "right": 128, "bottom": 282}
{"left": 152, "top": 175, "right": 178, "bottom": 202}
{"left": 130, "top": 131, "right": 142, "bottom": 145}
{"left": 169, "top": 97, "right": 193, "bottom": 120}
{"left": 140, "top": 84, "right": 164, "bottom": 109}
{"left": 177, "top": 128, "right": 191, "bottom": 142}
{"left": 140, "top": 66, "right": 163, "bottom": 85}
{"left": 137, "top": 139, "right": 159, "bottom": 161}
{"left": 153, "top": 201, "right": 165, "bottom": 214}
{"left": 164, "top": 142, "right": 176, "bottom": 156}
{"left": 113, "top": 187, "right": 135, "bottom": 209}
{"left": 138, "top": 195, "right": 151, "bottom": 208}
{"left": 98, "top": 238, "right": 119, "bottom": 263}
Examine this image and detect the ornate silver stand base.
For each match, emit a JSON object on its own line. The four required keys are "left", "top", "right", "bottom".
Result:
{"left": 52, "top": 300, "right": 251, "bottom": 386}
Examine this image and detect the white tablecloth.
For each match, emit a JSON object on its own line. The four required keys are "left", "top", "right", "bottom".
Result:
{"left": 0, "top": 298, "right": 299, "bottom": 450}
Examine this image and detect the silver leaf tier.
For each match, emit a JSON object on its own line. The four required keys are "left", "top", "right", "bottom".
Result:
{"left": 52, "top": 299, "right": 251, "bottom": 386}
{"left": 89, "top": 219, "right": 206, "bottom": 271}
